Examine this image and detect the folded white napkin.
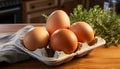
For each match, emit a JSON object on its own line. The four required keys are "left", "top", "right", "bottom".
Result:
{"left": 0, "top": 25, "right": 34, "bottom": 64}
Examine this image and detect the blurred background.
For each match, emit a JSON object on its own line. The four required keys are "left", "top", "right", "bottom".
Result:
{"left": 0, "top": 0, "right": 120, "bottom": 24}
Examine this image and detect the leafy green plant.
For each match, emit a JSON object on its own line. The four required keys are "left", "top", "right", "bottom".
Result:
{"left": 70, "top": 5, "right": 120, "bottom": 47}
{"left": 41, "top": 13, "right": 49, "bottom": 20}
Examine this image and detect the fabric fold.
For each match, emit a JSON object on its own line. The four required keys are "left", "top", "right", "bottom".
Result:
{"left": 0, "top": 25, "right": 34, "bottom": 63}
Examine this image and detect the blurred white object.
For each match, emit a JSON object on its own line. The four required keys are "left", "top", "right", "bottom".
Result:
{"left": 104, "top": 0, "right": 117, "bottom": 13}
{"left": 104, "top": 2, "right": 110, "bottom": 11}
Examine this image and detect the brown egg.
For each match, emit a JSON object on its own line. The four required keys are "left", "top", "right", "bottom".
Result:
{"left": 46, "top": 10, "right": 70, "bottom": 35}
{"left": 50, "top": 29, "right": 78, "bottom": 54}
{"left": 23, "top": 27, "right": 49, "bottom": 51}
{"left": 70, "top": 21, "right": 94, "bottom": 43}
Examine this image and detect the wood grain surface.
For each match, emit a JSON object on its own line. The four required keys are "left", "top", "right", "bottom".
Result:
{"left": 0, "top": 24, "right": 120, "bottom": 69}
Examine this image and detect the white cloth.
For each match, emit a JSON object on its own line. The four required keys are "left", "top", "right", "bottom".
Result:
{"left": 0, "top": 25, "right": 33, "bottom": 64}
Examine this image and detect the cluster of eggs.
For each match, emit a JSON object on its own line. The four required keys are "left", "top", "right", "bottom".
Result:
{"left": 22, "top": 10, "right": 94, "bottom": 54}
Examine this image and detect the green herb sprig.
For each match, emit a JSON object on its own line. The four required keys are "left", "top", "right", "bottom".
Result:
{"left": 70, "top": 5, "right": 120, "bottom": 47}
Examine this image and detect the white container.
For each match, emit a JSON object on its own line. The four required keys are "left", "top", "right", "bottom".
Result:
{"left": 15, "top": 36, "right": 106, "bottom": 66}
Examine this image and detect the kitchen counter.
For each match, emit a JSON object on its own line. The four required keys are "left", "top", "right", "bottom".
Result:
{"left": 1, "top": 24, "right": 120, "bottom": 69}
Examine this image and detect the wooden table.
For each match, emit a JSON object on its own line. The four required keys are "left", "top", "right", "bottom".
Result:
{"left": 1, "top": 24, "right": 120, "bottom": 69}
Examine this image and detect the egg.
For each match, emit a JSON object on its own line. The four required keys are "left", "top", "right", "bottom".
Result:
{"left": 50, "top": 29, "right": 78, "bottom": 54}
{"left": 70, "top": 21, "right": 94, "bottom": 43}
{"left": 46, "top": 10, "right": 70, "bottom": 35}
{"left": 23, "top": 27, "right": 49, "bottom": 51}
